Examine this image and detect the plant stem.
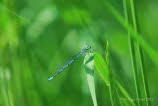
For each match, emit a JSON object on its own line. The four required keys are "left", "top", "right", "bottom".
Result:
{"left": 1, "top": 69, "right": 9, "bottom": 106}
{"left": 109, "top": 85, "right": 114, "bottom": 106}
{"left": 123, "top": 0, "right": 140, "bottom": 105}
{"left": 129, "top": 0, "right": 151, "bottom": 106}
{"left": 105, "top": 42, "right": 114, "bottom": 106}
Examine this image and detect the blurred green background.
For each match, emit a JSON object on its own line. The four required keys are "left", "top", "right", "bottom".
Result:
{"left": 0, "top": 0, "right": 158, "bottom": 106}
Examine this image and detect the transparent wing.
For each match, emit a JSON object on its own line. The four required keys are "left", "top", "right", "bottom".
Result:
{"left": 48, "top": 46, "right": 91, "bottom": 81}
{"left": 48, "top": 53, "right": 79, "bottom": 80}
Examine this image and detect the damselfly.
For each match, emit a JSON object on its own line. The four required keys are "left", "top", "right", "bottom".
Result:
{"left": 48, "top": 46, "right": 91, "bottom": 81}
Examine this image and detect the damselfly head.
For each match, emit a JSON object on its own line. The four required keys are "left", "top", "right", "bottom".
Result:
{"left": 85, "top": 45, "right": 91, "bottom": 50}
{"left": 81, "top": 45, "right": 91, "bottom": 52}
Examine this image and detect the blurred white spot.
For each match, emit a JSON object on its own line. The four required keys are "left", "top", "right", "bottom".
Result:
{"left": 27, "top": 6, "right": 58, "bottom": 41}
{"left": 0, "top": 68, "right": 4, "bottom": 80}
{"left": 5, "top": 68, "right": 11, "bottom": 81}
{"left": 0, "top": 67, "right": 11, "bottom": 80}
{"left": 37, "top": 7, "right": 57, "bottom": 24}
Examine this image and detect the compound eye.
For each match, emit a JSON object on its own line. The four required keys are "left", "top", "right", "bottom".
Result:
{"left": 86, "top": 46, "right": 91, "bottom": 49}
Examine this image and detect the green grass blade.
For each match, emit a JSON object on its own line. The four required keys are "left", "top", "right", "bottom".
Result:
{"left": 84, "top": 52, "right": 98, "bottom": 106}
{"left": 94, "top": 53, "right": 110, "bottom": 86}
{"left": 102, "top": 0, "right": 158, "bottom": 66}
{"left": 123, "top": 0, "right": 151, "bottom": 105}
{"left": 94, "top": 53, "right": 135, "bottom": 106}
{"left": 116, "top": 89, "right": 131, "bottom": 106}
{"left": 123, "top": 0, "right": 141, "bottom": 105}
{"left": 0, "top": 3, "right": 30, "bottom": 24}
{"left": 129, "top": 0, "right": 150, "bottom": 105}
{"left": 114, "top": 80, "right": 135, "bottom": 106}
{"left": 94, "top": 53, "right": 115, "bottom": 106}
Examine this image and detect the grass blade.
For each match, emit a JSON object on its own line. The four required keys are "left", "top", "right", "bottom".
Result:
{"left": 94, "top": 53, "right": 110, "bottom": 86}
{"left": 84, "top": 52, "right": 98, "bottom": 106}
{"left": 94, "top": 53, "right": 114, "bottom": 106}
{"left": 123, "top": 0, "right": 151, "bottom": 105}
{"left": 114, "top": 79, "right": 135, "bottom": 106}
{"left": 101, "top": 0, "right": 158, "bottom": 66}
{"left": 123, "top": 0, "right": 141, "bottom": 105}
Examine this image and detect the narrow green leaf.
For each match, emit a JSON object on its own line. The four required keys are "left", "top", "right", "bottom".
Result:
{"left": 94, "top": 53, "right": 110, "bottom": 86}
{"left": 84, "top": 52, "right": 98, "bottom": 106}
{"left": 116, "top": 90, "right": 130, "bottom": 106}
{"left": 102, "top": 0, "right": 158, "bottom": 66}
{"left": 115, "top": 80, "right": 135, "bottom": 106}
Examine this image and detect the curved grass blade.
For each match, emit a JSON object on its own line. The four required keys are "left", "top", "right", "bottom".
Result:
{"left": 94, "top": 53, "right": 115, "bottom": 106}
{"left": 94, "top": 53, "right": 135, "bottom": 106}
{"left": 94, "top": 53, "right": 110, "bottom": 86}
{"left": 84, "top": 52, "right": 98, "bottom": 106}
{"left": 114, "top": 79, "right": 135, "bottom": 106}
{"left": 101, "top": 0, "right": 158, "bottom": 66}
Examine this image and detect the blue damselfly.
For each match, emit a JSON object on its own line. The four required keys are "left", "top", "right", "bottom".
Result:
{"left": 48, "top": 46, "right": 91, "bottom": 81}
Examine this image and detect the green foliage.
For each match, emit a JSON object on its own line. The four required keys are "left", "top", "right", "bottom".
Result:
{"left": 84, "top": 52, "right": 98, "bottom": 106}
{"left": 0, "top": 0, "right": 158, "bottom": 106}
{"left": 94, "top": 53, "right": 110, "bottom": 86}
{"left": 63, "top": 8, "right": 92, "bottom": 26}
{"left": 114, "top": 79, "right": 135, "bottom": 106}
{"left": 102, "top": 0, "right": 158, "bottom": 66}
